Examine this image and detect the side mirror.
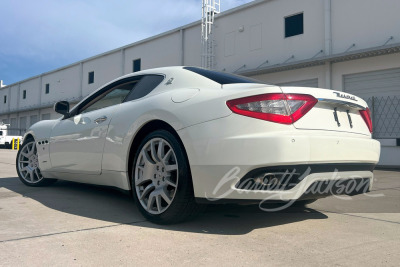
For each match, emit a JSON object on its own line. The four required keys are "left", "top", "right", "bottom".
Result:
{"left": 54, "top": 101, "right": 70, "bottom": 116}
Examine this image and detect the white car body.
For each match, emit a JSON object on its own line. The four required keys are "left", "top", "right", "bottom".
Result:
{"left": 20, "top": 66, "right": 380, "bottom": 220}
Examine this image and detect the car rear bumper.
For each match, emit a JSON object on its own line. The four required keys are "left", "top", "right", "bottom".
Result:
{"left": 178, "top": 115, "right": 380, "bottom": 201}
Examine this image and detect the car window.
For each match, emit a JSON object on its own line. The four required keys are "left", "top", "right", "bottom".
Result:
{"left": 183, "top": 66, "right": 268, "bottom": 85}
{"left": 124, "top": 75, "right": 164, "bottom": 102}
{"left": 79, "top": 81, "right": 137, "bottom": 114}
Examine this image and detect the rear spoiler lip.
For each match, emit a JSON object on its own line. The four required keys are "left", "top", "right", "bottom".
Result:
{"left": 317, "top": 98, "right": 367, "bottom": 110}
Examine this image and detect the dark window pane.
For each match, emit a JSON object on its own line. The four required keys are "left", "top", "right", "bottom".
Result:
{"left": 3, "top": 95, "right": 6, "bottom": 104}
{"left": 133, "top": 59, "right": 141, "bottom": 72}
{"left": 183, "top": 67, "right": 266, "bottom": 85}
{"left": 45, "top": 83, "right": 50, "bottom": 94}
{"left": 79, "top": 81, "right": 139, "bottom": 114}
{"left": 88, "top": 71, "right": 94, "bottom": 84}
{"left": 124, "top": 75, "right": 164, "bottom": 102}
{"left": 23, "top": 90, "right": 26, "bottom": 99}
{"left": 285, "top": 13, "right": 304, "bottom": 38}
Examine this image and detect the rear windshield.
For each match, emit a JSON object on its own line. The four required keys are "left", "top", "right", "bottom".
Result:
{"left": 184, "top": 67, "right": 267, "bottom": 85}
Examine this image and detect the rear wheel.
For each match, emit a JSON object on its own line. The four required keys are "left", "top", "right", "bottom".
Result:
{"left": 132, "top": 130, "right": 201, "bottom": 224}
{"left": 16, "top": 140, "right": 57, "bottom": 187}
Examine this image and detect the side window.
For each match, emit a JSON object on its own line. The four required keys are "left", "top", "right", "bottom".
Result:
{"left": 124, "top": 75, "right": 164, "bottom": 102}
{"left": 80, "top": 81, "right": 138, "bottom": 114}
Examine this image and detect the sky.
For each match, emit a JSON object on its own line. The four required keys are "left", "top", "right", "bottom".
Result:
{"left": 0, "top": 0, "right": 254, "bottom": 85}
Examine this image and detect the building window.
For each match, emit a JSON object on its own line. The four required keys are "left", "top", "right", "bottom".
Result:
{"left": 133, "top": 59, "right": 141, "bottom": 72}
{"left": 3, "top": 95, "right": 6, "bottom": 104}
{"left": 45, "top": 83, "right": 50, "bottom": 94}
{"left": 23, "top": 90, "right": 26, "bottom": 99}
{"left": 285, "top": 13, "right": 304, "bottom": 38}
{"left": 88, "top": 71, "right": 94, "bottom": 84}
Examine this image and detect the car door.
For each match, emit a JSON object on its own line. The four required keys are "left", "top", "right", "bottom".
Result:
{"left": 49, "top": 80, "right": 139, "bottom": 174}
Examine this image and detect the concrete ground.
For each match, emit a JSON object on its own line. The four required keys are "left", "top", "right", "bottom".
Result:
{"left": 0, "top": 149, "right": 399, "bottom": 266}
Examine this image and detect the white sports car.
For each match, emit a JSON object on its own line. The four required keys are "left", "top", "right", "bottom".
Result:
{"left": 16, "top": 66, "right": 380, "bottom": 223}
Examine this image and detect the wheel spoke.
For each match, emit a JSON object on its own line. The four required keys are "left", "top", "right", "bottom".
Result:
{"left": 147, "top": 193, "right": 156, "bottom": 211}
{"left": 34, "top": 169, "right": 41, "bottom": 180}
{"left": 20, "top": 166, "right": 30, "bottom": 173}
{"left": 142, "top": 151, "right": 155, "bottom": 165}
{"left": 160, "top": 187, "right": 172, "bottom": 204}
{"left": 162, "top": 149, "right": 172, "bottom": 163}
{"left": 135, "top": 170, "right": 152, "bottom": 186}
{"left": 29, "top": 170, "right": 34, "bottom": 182}
{"left": 165, "top": 177, "right": 177, "bottom": 187}
{"left": 155, "top": 195, "right": 162, "bottom": 212}
{"left": 165, "top": 164, "right": 178, "bottom": 172}
{"left": 140, "top": 183, "right": 154, "bottom": 200}
{"left": 150, "top": 141, "right": 159, "bottom": 162}
{"left": 157, "top": 140, "right": 164, "bottom": 161}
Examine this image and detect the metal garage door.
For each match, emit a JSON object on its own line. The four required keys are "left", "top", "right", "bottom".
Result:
{"left": 344, "top": 68, "right": 400, "bottom": 100}
{"left": 278, "top": 78, "right": 318, "bottom": 88}
{"left": 344, "top": 68, "right": 400, "bottom": 139}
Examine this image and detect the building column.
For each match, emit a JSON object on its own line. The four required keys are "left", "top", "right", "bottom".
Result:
{"left": 79, "top": 62, "right": 83, "bottom": 99}
{"left": 121, "top": 48, "right": 126, "bottom": 75}
{"left": 325, "top": 61, "right": 332, "bottom": 89}
{"left": 180, "top": 29, "right": 185, "bottom": 65}
{"left": 324, "top": 0, "right": 332, "bottom": 55}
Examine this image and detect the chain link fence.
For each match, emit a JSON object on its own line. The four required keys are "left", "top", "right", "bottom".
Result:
{"left": 367, "top": 96, "right": 400, "bottom": 139}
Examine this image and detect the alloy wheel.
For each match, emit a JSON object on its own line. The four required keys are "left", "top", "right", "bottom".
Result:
{"left": 17, "top": 141, "right": 44, "bottom": 184}
{"left": 135, "top": 138, "right": 179, "bottom": 215}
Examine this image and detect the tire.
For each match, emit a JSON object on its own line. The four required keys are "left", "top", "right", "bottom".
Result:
{"left": 132, "top": 130, "right": 202, "bottom": 224}
{"left": 16, "top": 139, "right": 57, "bottom": 187}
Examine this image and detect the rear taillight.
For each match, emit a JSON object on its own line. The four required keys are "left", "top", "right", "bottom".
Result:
{"left": 226, "top": 93, "right": 318, "bottom": 124}
{"left": 360, "top": 108, "right": 373, "bottom": 133}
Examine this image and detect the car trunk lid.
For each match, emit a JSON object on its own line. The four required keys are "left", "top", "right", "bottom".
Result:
{"left": 280, "top": 87, "right": 371, "bottom": 135}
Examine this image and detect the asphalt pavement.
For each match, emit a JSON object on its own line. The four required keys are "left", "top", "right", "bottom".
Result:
{"left": 0, "top": 149, "right": 399, "bottom": 266}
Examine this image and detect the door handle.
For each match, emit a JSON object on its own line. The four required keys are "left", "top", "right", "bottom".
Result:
{"left": 94, "top": 116, "right": 107, "bottom": 124}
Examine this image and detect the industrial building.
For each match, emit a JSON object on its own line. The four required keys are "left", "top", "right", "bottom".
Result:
{"left": 0, "top": 0, "right": 399, "bottom": 166}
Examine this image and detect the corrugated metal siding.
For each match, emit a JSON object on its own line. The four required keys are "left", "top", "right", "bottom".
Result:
{"left": 344, "top": 68, "right": 400, "bottom": 140}
{"left": 344, "top": 68, "right": 400, "bottom": 100}
{"left": 277, "top": 78, "right": 318, "bottom": 88}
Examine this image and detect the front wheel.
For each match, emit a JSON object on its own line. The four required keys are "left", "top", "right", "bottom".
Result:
{"left": 132, "top": 130, "right": 202, "bottom": 224}
{"left": 16, "top": 140, "right": 57, "bottom": 187}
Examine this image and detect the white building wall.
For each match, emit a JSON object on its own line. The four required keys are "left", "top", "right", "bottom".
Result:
{"left": 8, "top": 84, "right": 19, "bottom": 112}
{"left": 82, "top": 51, "right": 122, "bottom": 97}
{"left": 42, "top": 64, "right": 81, "bottom": 104}
{"left": 331, "top": 0, "right": 400, "bottom": 54}
{"left": 214, "top": 0, "right": 325, "bottom": 72}
{"left": 250, "top": 65, "right": 326, "bottom": 88}
{"left": 183, "top": 26, "right": 201, "bottom": 66}
{"left": 124, "top": 31, "right": 182, "bottom": 73}
{"left": 19, "top": 78, "right": 41, "bottom": 111}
